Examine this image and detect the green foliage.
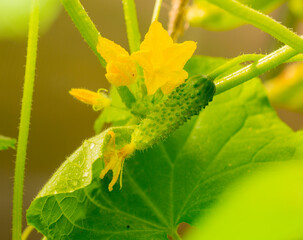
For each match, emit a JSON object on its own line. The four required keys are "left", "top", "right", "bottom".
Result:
{"left": 187, "top": 0, "right": 284, "bottom": 31}
{"left": 0, "top": 0, "right": 60, "bottom": 39}
{"left": 37, "top": 127, "right": 133, "bottom": 197}
{"left": 186, "top": 161, "right": 303, "bottom": 240}
{"left": 0, "top": 135, "right": 16, "bottom": 151}
{"left": 27, "top": 56, "right": 303, "bottom": 239}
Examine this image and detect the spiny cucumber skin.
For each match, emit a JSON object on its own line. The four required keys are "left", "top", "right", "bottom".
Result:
{"left": 132, "top": 75, "right": 216, "bottom": 150}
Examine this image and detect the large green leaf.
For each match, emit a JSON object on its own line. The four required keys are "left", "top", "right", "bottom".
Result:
{"left": 27, "top": 56, "right": 303, "bottom": 239}
{"left": 186, "top": 161, "right": 303, "bottom": 240}
{"left": 0, "top": 135, "right": 16, "bottom": 151}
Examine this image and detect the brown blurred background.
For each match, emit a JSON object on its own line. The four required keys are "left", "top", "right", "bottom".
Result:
{"left": 1, "top": 0, "right": 303, "bottom": 239}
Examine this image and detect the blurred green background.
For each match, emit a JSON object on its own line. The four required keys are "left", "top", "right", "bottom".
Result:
{"left": 1, "top": 0, "right": 303, "bottom": 239}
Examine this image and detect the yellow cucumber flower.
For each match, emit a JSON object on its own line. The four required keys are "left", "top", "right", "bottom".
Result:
{"left": 100, "top": 131, "right": 135, "bottom": 191}
{"left": 69, "top": 88, "right": 111, "bottom": 111}
{"left": 132, "top": 21, "right": 197, "bottom": 95}
{"left": 97, "top": 36, "right": 137, "bottom": 86}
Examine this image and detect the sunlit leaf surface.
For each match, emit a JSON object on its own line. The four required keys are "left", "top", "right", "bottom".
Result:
{"left": 186, "top": 161, "right": 303, "bottom": 240}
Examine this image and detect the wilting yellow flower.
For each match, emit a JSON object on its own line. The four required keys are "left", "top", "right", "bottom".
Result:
{"left": 97, "top": 36, "right": 137, "bottom": 86}
{"left": 69, "top": 88, "right": 111, "bottom": 111}
{"left": 100, "top": 131, "right": 135, "bottom": 191}
{"left": 132, "top": 21, "right": 197, "bottom": 95}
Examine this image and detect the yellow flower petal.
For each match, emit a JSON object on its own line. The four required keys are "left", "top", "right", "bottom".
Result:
{"left": 100, "top": 131, "right": 135, "bottom": 191}
{"left": 140, "top": 21, "right": 173, "bottom": 52}
{"left": 97, "top": 36, "right": 129, "bottom": 62}
{"left": 69, "top": 88, "right": 111, "bottom": 111}
{"left": 97, "top": 36, "right": 137, "bottom": 86}
{"left": 163, "top": 41, "right": 197, "bottom": 70}
{"left": 105, "top": 58, "right": 137, "bottom": 86}
{"left": 161, "top": 70, "right": 188, "bottom": 94}
{"left": 131, "top": 21, "right": 197, "bottom": 95}
{"left": 131, "top": 51, "right": 153, "bottom": 72}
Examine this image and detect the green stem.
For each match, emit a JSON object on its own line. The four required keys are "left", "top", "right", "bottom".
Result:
{"left": 286, "top": 54, "right": 303, "bottom": 63}
{"left": 60, "top": 0, "right": 106, "bottom": 66}
{"left": 214, "top": 45, "right": 298, "bottom": 95}
{"left": 122, "top": 0, "right": 141, "bottom": 53}
{"left": 206, "top": 0, "right": 303, "bottom": 53}
{"left": 122, "top": 0, "right": 146, "bottom": 99}
{"left": 21, "top": 226, "right": 34, "bottom": 240}
{"left": 209, "top": 53, "right": 303, "bottom": 80}
{"left": 12, "top": 0, "right": 39, "bottom": 239}
{"left": 116, "top": 86, "right": 137, "bottom": 109}
{"left": 208, "top": 54, "right": 264, "bottom": 80}
{"left": 151, "top": 0, "right": 163, "bottom": 23}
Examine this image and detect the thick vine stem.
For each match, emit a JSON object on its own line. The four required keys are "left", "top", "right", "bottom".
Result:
{"left": 122, "top": 0, "right": 146, "bottom": 99}
{"left": 208, "top": 53, "right": 303, "bottom": 80}
{"left": 206, "top": 0, "right": 303, "bottom": 54}
{"left": 122, "top": 0, "right": 141, "bottom": 53}
{"left": 12, "top": 0, "right": 39, "bottom": 239}
{"left": 168, "top": 0, "right": 190, "bottom": 41}
{"left": 214, "top": 45, "right": 299, "bottom": 95}
{"left": 60, "top": 0, "right": 106, "bottom": 66}
{"left": 208, "top": 54, "right": 265, "bottom": 80}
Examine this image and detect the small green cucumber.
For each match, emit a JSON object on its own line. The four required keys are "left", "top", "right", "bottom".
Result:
{"left": 132, "top": 75, "right": 216, "bottom": 150}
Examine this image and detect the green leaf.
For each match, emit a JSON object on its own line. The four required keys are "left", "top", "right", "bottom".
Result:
{"left": 38, "top": 127, "right": 134, "bottom": 197}
{"left": 187, "top": 0, "right": 284, "bottom": 31}
{"left": 0, "top": 135, "right": 16, "bottom": 151}
{"left": 0, "top": 0, "right": 61, "bottom": 39}
{"left": 94, "top": 87, "right": 133, "bottom": 134}
{"left": 27, "top": 56, "right": 303, "bottom": 239}
{"left": 186, "top": 160, "right": 303, "bottom": 240}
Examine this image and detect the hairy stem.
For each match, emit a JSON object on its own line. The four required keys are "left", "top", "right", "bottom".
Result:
{"left": 122, "top": 0, "right": 146, "bottom": 99}
{"left": 209, "top": 53, "right": 303, "bottom": 80}
{"left": 209, "top": 54, "right": 265, "bottom": 80}
{"left": 206, "top": 0, "right": 303, "bottom": 53}
{"left": 12, "top": 0, "right": 39, "bottom": 239}
{"left": 60, "top": 0, "right": 106, "bottom": 66}
{"left": 151, "top": 0, "right": 163, "bottom": 23}
{"left": 122, "top": 0, "right": 141, "bottom": 53}
{"left": 214, "top": 45, "right": 298, "bottom": 95}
